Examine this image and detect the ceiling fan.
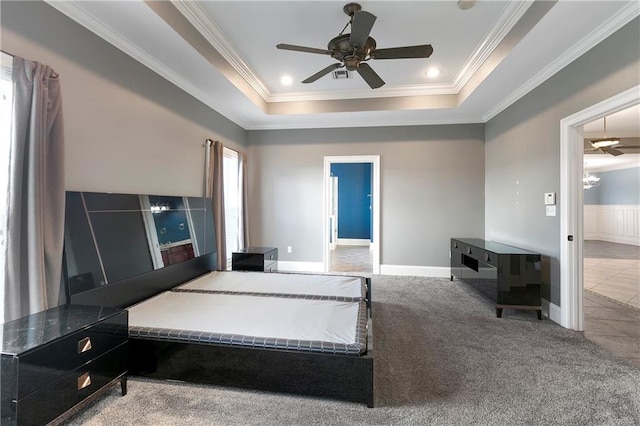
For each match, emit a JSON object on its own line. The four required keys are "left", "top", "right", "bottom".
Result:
{"left": 585, "top": 116, "right": 640, "bottom": 156}
{"left": 276, "top": 2, "right": 433, "bottom": 89}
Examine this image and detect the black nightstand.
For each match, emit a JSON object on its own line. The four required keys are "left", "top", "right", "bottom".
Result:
{"left": 1, "top": 304, "right": 128, "bottom": 425}
{"left": 232, "top": 247, "right": 278, "bottom": 272}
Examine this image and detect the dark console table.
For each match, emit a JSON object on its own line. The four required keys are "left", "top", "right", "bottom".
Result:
{"left": 232, "top": 247, "right": 278, "bottom": 272}
{"left": 450, "top": 238, "right": 542, "bottom": 319}
{"left": 1, "top": 304, "right": 128, "bottom": 425}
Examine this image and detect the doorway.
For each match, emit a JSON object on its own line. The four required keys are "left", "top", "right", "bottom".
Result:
{"left": 323, "top": 155, "right": 380, "bottom": 274}
{"left": 559, "top": 84, "right": 639, "bottom": 331}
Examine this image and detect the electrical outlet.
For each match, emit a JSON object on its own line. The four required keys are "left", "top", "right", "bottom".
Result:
{"left": 287, "top": 246, "right": 292, "bottom": 253}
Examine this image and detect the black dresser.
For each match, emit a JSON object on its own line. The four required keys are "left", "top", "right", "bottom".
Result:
{"left": 450, "top": 238, "right": 542, "bottom": 319}
{"left": 1, "top": 304, "right": 128, "bottom": 425}
{"left": 232, "top": 247, "right": 278, "bottom": 272}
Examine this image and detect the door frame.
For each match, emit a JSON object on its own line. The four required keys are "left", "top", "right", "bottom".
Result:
{"left": 323, "top": 155, "right": 380, "bottom": 274}
{"left": 559, "top": 85, "right": 639, "bottom": 330}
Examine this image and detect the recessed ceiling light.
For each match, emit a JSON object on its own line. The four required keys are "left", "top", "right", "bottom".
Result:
{"left": 426, "top": 68, "right": 440, "bottom": 78}
{"left": 281, "top": 75, "right": 293, "bottom": 86}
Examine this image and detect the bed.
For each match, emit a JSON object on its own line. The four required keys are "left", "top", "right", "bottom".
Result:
{"left": 71, "top": 256, "right": 374, "bottom": 407}
{"left": 63, "top": 191, "right": 373, "bottom": 407}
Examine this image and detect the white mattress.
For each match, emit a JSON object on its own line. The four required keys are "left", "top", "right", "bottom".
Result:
{"left": 175, "top": 271, "right": 366, "bottom": 300}
{"left": 128, "top": 291, "right": 362, "bottom": 346}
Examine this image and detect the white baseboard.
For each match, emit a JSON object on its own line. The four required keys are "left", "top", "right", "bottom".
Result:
{"left": 379, "top": 265, "right": 451, "bottom": 278}
{"left": 541, "top": 298, "right": 561, "bottom": 325}
{"left": 277, "top": 261, "right": 324, "bottom": 273}
{"left": 336, "top": 238, "right": 371, "bottom": 246}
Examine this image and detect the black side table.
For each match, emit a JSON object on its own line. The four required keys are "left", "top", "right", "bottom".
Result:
{"left": 232, "top": 247, "right": 278, "bottom": 272}
{"left": 1, "top": 304, "right": 128, "bottom": 425}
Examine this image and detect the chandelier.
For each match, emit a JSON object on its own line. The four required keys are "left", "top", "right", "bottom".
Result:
{"left": 583, "top": 172, "right": 600, "bottom": 190}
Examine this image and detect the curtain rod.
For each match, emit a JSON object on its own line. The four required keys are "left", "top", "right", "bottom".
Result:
{"left": 0, "top": 49, "right": 15, "bottom": 57}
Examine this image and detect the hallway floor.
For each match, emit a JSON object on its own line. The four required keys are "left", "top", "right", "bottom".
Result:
{"left": 329, "top": 245, "right": 372, "bottom": 273}
{"left": 584, "top": 240, "right": 640, "bottom": 309}
{"left": 583, "top": 240, "right": 640, "bottom": 368}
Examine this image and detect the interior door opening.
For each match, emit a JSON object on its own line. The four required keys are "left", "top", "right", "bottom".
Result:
{"left": 560, "top": 85, "right": 639, "bottom": 331}
{"left": 323, "top": 156, "right": 380, "bottom": 274}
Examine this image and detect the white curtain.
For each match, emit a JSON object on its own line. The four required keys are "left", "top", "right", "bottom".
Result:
{"left": 3, "top": 56, "right": 65, "bottom": 322}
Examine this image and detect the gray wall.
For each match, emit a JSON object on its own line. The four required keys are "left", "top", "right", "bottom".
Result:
{"left": 1, "top": 1, "right": 247, "bottom": 197}
{"left": 485, "top": 18, "right": 640, "bottom": 304}
{"left": 247, "top": 125, "right": 485, "bottom": 267}
{"left": 584, "top": 167, "right": 640, "bottom": 205}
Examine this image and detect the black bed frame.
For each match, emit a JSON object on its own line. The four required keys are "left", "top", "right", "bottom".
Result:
{"left": 71, "top": 253, "right": 375, "bottom": 407}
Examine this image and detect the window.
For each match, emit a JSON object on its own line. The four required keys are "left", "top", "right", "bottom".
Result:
{"left": 223, "top": 147, "right": 242, "bottom": 268}
{"left": 0, "top": 52, "right": 14, "bottom": 322}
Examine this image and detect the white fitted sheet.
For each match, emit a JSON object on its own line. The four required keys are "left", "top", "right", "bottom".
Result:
{"left": 175, "top": 271, "right": 366, "bottom": 300}
{"left": 128, "top": 291, "right": 366, "bottom": 353}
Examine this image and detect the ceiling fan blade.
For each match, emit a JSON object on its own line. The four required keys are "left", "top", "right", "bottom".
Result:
{"left": 371, "top": 45, "right": 434, "bottom": 59}
{"left": 277, "top": 44, "right": 332, "bottom": 55}
{"left": 356, "top": 63, "right": 385, "bottom": 89}
{"left": 302, "top": 63, "right": 342, "bottom": 84}
{"left": 349, "top": 11, "right": 376, "bottom": 48}
{"left": 605, "top": 148, "right": 624, "bottom": 156}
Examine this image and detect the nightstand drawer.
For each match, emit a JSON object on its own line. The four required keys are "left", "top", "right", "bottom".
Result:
{"left": 15, "top": 342, "right": 127, "bottom": 426}
{"left": 17, "top": 311, "right": 127, "bottom": 399}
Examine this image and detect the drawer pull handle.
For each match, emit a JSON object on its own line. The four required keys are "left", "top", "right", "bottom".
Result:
{"left": 78, "top": 337, "right": 92, "bottom": 354}
{"left": 77, "top": 372, "right": 91, "bottom": 390}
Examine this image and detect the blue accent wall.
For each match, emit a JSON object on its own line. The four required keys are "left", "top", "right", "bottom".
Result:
{"left": 584, "top": 167, "right": 640, "bottom": 205}
{"left": 330, "top": 163, "right": 372, "bottom": 240}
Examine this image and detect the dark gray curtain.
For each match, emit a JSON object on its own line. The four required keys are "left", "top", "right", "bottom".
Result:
{"left": 3, "top": 56, "right": 65, "bottom": 322}
{"left": 207, "top": 140, "right": 226, "bottom": 270}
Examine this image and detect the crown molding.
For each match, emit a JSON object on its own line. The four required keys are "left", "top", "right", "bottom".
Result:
{"left": 44, "top": 0, "right": 249, "bottom": 129}
{"left": 482, "top": 1, "right": 640, "bottom": 122}
{"left": 586, "top": 159, "right": 640, "bottom": 173}
{"left": 244, "top": 116, "right": 484, "bottom": 131}
{"left": 171, "top": 0, "right": 271, "bottom": 102}
{"left": 268, "top": 83, "right": 458, "bottom": 103}
{"left": 452, "top": 0, "right": 534, "bottom": 92}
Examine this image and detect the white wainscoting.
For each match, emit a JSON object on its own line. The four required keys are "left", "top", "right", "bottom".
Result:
{"left": 584, "top": 204, "right": 640, "bottom": 246}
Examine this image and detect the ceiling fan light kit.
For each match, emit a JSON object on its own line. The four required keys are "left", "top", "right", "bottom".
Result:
{"left": 590, "top": 138, "right": 620, "bottom": 149}
{"left": 276, "top": 2, "right": 433, "bottom": 89}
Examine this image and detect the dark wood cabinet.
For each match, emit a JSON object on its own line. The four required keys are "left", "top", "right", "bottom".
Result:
{"left": 450, "top": 238, "right": 542, "bottom": 319}
{"left": 1, "top": 305, "right": 128, "bottom": 425}
{"left": 232, "top": 247, "right": 278, "bottom": 272}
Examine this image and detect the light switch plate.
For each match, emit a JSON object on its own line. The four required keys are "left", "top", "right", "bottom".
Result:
{"left": 544, "top": 192, "right": 556, "bottom": 205}
{"left": 546, "top": 205, "right": 556, "bottom": 216}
